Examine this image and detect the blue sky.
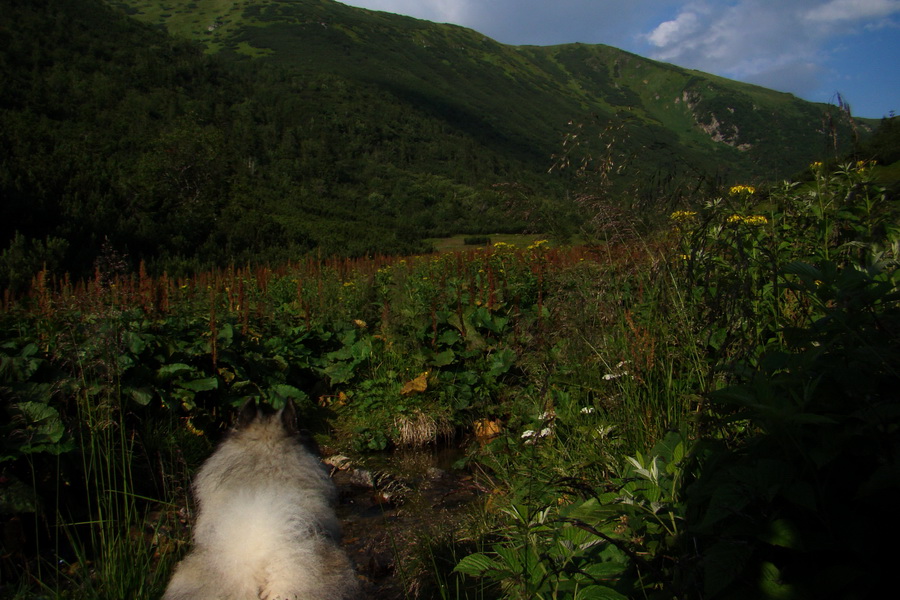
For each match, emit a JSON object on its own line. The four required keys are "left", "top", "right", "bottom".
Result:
{"left": 339, "top": 0, "right": 899, "bottom": 119}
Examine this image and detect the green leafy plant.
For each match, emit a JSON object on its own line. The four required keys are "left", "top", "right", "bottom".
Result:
{"left": 457, "top": 428, "right": 692, "bottom": 600}
{"left": 682, "top": 256, "right": 899, "bottom": 599}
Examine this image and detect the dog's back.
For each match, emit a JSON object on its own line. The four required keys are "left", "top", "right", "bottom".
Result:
{"left": 163, "top": 401, "right": 360, "bottom": 600}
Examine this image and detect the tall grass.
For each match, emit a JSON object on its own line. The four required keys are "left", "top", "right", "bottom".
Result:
{"left": 1, "top": 160, "right": 895, "bottom": 598}
{"left": 452, "top": 160, "right": 899, "bottom": 598}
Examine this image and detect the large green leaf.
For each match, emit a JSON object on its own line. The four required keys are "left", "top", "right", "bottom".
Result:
{"left": 176, "top": 376, "right": 219, "bottom": 392}
{"left": 575, "top": 585, "right": 628, "bottom": 600}
{"left": 429, "top": 348, "right": 456, "bottom": 367}
{"left": 487, "top": 347, "right": 516, "bottom": 377}
{"left": 3, "top": 402, "right": 75, "bottom": 459}
{"left": 127, "top": 386, "right": 154, "bottom": 406}
{"left": 454, "top": 553, "right": 500, "bottom": 577}
{"left": 267, "top": 384, "right": 308, "bottom": 409}
{"left": 156, "top": 362, "right": 193, "bottom": 380}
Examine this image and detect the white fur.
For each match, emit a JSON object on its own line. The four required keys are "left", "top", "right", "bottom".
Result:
{"left": 163, "top": 408, "right": 359, "bottom": 600}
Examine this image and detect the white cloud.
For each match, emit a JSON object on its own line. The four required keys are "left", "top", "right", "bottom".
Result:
{"left": 805, "top": 0, "right": 900, "bottom": 23}
{"left": 637, "top": 1, "right": 900, "bottom": 97}
{"left": 646, "top": 11, "right": 701, "bottom": 47}
{"left": 338, "top": 1, "right": 897, "bottom": 114}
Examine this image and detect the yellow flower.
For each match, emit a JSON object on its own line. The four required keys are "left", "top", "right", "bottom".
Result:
{"left": 727, "top": 214, "right": 767, "bottom": 226}
{"left": 745, "top": 215, "right": 767, "bottom": 226}
{"left": 855, "top": 159, "right": 875, "bottom": 173}
{"left": 729, "top": 185, "right": 756, "bottom": 195}
{"left": 670, "top": 210, "right": 697, "bottom": 222}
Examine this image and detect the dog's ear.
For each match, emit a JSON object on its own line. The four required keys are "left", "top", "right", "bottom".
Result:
{"left": 237, "top": 399, "right": 259, "bottom": 429}
{"left": 280, "top": 399, "right": 299, "bottom": 436}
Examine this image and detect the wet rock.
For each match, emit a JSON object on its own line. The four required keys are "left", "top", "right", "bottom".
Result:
{"left": 426, "top": 466, "right": 446, "bottom": 480}
{"left": 350, "top": 468, "right": 376, "bottom": 488}
{"left": 323, "top": 454, "right": 353, "bottom": 471}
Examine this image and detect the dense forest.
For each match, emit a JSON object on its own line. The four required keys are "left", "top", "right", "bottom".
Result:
{"left": 1, "top": 0, "right": 532, "bottom": 287}
{"left": 0, "top": 0, "right": 885, "bottom": 289}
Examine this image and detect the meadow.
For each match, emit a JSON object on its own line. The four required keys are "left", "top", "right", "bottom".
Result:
{"left": 1, "top": 160, "right": 897, "bottom": 599}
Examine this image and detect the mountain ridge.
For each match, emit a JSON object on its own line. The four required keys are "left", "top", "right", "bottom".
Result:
{"left": 0, "top": 0, "right": 878, "bottom": 287}
{"left": 111, "top": 0, "right": 869, "bottom": 180}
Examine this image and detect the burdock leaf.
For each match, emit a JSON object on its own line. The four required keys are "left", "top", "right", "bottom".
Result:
{"left": 454, "top": 553, "right": 500, "bottom": 577}
{"left": 177, "top": 377, "right": 218, "bottom": 392}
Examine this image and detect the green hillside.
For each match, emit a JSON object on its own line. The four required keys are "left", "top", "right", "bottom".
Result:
{"left": 0, "top": 0, "right": 877, "bottom": 287}
{"left": 113, "top": 0, "right": 870, "bottom": 178}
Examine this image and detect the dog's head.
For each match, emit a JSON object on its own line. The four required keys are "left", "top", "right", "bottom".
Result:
{"left": 235, "top": 399, "right": 321, "bottom": 455}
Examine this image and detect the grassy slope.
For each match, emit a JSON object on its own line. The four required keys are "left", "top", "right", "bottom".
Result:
{"left": 110, "top": 0, "right": 870, "bottom": 183}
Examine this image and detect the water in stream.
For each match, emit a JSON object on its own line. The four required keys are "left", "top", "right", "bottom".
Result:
{"left": 328, "top": 443, "right": 486, "bottom": 598}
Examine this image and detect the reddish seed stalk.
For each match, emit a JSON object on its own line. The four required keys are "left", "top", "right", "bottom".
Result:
{"left": 209, "top": 288, "right": 218, "bottom": 369}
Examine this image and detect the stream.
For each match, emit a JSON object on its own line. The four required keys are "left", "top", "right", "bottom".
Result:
{"left": 326, "top": 443, "right": 487, "bottom": 598}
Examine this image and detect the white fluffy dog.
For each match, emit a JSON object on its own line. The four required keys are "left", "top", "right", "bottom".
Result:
{"left": 163, "top": 400, "right": 360, "bottom": 600}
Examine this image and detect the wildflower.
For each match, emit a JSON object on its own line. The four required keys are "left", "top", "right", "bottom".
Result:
{"left": 727, "top": 214, "right": 767, "bottom": 226}
{"left": 744, "top": 215, "right": 767, "bottom": 226}
{"left": 522, "top": 425, "right": 553, "bottom": 444}
{"left": 603, "top": 362, "right": 631, "bottom": 380}
{"left": 729, "top": 185, "right": 756, "bottom": 195}
{"left": 527, "top": 239, "right": 549, "bottom": 250}
{"left": 855, "top": 159, "right": 875, "bottom": 173}
{"left": 580, "top": 406, "right": 595, "bottom": 414}
{"left": 669, "top": 210, "right": 697, "bottom": 222}
{"left": 810, "top": 161, "right": 823, "bottom": 171}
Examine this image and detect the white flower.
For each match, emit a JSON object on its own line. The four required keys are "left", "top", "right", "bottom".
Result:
{"left": 603, "top": 372, "right": 628, "bottom": 380}
{"left": 580, "top": 407, "right": 595, "bottom": 414}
